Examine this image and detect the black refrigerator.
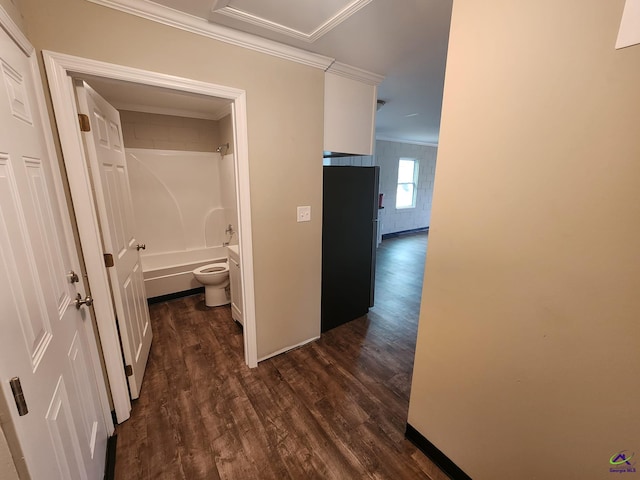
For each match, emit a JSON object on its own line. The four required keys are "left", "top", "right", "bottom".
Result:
{"left": 321, "top": 166, "right": 380, "bottom": 332}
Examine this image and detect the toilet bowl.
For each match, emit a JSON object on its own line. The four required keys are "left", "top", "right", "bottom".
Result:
{"left": 193, "top": 262, "right": 230, "bottom": 307}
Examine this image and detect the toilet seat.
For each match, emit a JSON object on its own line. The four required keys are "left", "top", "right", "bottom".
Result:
{"left": 194, "top": 262, "right": 229, "bottom": 275}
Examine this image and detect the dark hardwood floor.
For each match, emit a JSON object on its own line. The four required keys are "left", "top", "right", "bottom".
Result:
{"left": 115, "top": 231, "right": 448, "bottom": 479}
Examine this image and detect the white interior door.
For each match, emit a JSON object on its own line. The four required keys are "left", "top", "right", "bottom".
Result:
{"left": 0, "top": 26, "right": 109, "bottom": 480}
{"left": 75, "top": 81, "right": 152, "bottom": 399}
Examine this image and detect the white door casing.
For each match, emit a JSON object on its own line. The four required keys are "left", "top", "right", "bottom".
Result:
{"left": 75, "top": 81, "right": 153, "bottom": 399}
{"left": 0, "top": 13, "right": 111, "bottom": 480}
{"left": 43, "top": 51, "right": 258, "bottom": 423}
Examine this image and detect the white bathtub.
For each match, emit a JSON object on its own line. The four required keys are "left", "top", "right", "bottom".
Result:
{"left": 142, "top": 247, "right": 228, "bottom": 299}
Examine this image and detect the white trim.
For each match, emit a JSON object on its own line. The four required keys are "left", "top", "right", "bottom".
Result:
{"left": 375, "top": 136, "right": 439, "bottom": 148}
{"left": 215, "top": 0, "right": 373, "bottom": 43}
{"left": 309, "top": 0, "right": 373, "bottom": 42}
{"left": 326, "top": 61, "right": 385, "bottom": 86}
{"left": 0, "top": 4, "right": 32, "bottom": 55}
{"left": 84, "top": 0, "right": 385, "bottom": 84}
{"left": 231, "top": 94, "right": 258, "bottom": 368}
{"left": 42, "top": 51, "right": 259, "bottom": 422}
{"left": 86, "top": 0, "right": 334, "bottom": 69}
{"left": 257, "top": 336, "right": 320, "bottom": 363}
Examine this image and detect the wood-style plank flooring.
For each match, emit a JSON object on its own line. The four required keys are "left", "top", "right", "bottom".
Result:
{"left": 115, "top": 231, "right": 448, "bottom": 479}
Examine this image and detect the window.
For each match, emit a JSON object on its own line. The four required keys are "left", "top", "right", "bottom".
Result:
{"left": 396, "top": 158, "right": 419, "bottom": 209}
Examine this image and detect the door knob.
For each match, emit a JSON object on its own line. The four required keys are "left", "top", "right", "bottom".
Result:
{"left": 136, "top": 243, "right": 146, "bottom": 251}
{"left": 74, "top": 293, "right": 93, "bottom": 309}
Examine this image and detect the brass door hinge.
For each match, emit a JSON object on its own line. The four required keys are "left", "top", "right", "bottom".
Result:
{"left": 78, "top": 113, "right": 91, "bottom": 132}
{"left": 124, "top": 365, "right": 133, "bottom": 377}
{"left": 103, "top": 253, "right": 114, "bottom": 267}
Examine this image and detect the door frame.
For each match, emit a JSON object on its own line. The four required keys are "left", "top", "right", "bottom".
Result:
{"left": 43, "top": 51, "right": 258, "bottom": 423}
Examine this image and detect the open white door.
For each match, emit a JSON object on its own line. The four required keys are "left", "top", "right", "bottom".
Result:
{"left": 0, "top": 21, "right": 110, "bottom": 480}
{"left": 75, "top": 81, "right": 152, "bottom": 399}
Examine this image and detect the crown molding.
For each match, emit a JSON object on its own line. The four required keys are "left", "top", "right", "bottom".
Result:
{"left": 86, "top": 0, "right": 334, "bottom": 69}
{"left": 213, "top": 7, "right": 312, "bottom": 43}
{"left": 326, "top": 61, "right": 384, "bottom": 86}
{"left": 375, "top": 136, "right": 439, "bottom": 148}
{"left": 0, "top": 5, "right": 33, "bottom": 55}
{"left": 86, "top": 1, "right": 385, "bottom": 84}
{"left": 311, "top": 0, "right": 373, "bottom": 42}
{"left": 214, "top": 0, "right": 373, "bottom": 43}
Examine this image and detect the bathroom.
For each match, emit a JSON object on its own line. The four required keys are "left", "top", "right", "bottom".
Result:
{"left": 120, "top": 108, "right": 240, "bottom": 308}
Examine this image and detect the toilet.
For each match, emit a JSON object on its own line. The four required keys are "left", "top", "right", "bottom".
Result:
{"left": 193, "top": 262, "right": 230, "bottom": 307}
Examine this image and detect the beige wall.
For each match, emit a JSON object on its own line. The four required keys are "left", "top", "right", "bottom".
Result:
{"left": 20, "top": 0, "right": 324, "bottom": 358}
{"left": 120, "top": 110, "right": 221, "bottom": 152}
{"left": 0, "top": 0, "right": 23, "bottom": 31}
{"left": 408, "top": 1, "right": 640, "bottom": 479}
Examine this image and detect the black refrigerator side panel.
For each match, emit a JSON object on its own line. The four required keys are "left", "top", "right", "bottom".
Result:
{"left": 322, "top": 166, "right": 378, "bottom": 332}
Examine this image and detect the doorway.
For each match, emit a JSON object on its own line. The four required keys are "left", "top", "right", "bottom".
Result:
{"left": 43, "top": 51, "right": 258, "bottom": 423}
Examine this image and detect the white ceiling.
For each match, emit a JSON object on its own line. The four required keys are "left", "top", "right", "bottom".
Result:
{"left": 149, "top": 0, "right": 453, "bottom": 146}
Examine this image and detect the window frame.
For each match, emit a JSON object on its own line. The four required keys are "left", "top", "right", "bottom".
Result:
{"left": 395, "top": 158, "right": 419, "bottom": 209}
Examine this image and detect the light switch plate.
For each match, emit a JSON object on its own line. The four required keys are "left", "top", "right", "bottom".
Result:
{"left": 297, "top": 206, "right": 311, "bottom": 222}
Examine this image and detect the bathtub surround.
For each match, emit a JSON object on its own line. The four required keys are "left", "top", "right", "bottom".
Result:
{"left": 219, "top": 153, "right": 238, "bottom": 244}
{"left": 126, "top": 148, "right": 238, "bottom": 254}
{"left": 120, "top": 109, "right": 240, "bottom": 295}
{"left": 125, "top": 148, "right": 239, "bottom": 299}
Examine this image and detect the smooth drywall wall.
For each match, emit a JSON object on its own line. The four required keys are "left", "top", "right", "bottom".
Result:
{"left": 19, "top": 0, "right": 323, "bottom": 359}
{"left": 408, "top": 1, "right": 640, "bottom": 479}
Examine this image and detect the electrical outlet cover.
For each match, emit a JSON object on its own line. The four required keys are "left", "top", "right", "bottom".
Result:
{"left": 297, "top": 206, "right": 311, "bottom": 222}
